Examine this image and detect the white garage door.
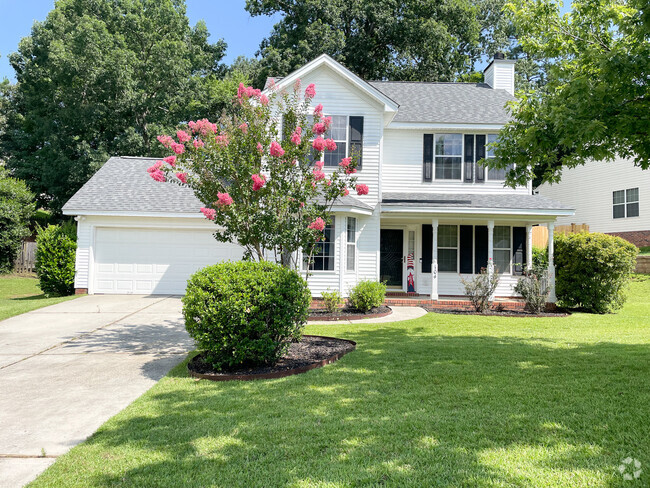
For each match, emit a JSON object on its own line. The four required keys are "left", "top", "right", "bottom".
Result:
{"left": 93, "top": 227, "right": 243, "bottom": 295}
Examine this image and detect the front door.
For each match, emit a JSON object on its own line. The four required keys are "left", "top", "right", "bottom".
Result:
{"left": 380, "top": 229, "right": 403, "bottom": 288}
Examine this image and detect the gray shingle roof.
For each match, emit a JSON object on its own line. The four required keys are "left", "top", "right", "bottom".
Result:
{"left": 368, "top": 82, "right": 514, "bottom": 124}
{"left": 382, "top": 192, "right": 573, "bottom": 211}
{"left": 63, "top": 156, "right": 373, "bottom": 215}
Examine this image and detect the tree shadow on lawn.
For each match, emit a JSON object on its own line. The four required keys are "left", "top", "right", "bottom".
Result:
{"left": 47, "top": 326, "right": 650, "bottom": 488}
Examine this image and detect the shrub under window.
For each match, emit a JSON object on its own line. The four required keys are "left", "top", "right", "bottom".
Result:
{"left": 348, "top": 280, "right": 386, "bottom": 312}
{"left": 183, "top": 261, "right": 311, "bottom": 371}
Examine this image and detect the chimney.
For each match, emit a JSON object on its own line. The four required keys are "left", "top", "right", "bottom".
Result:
{"left": 483, "top": 52, "right": 516, "bottom": 96}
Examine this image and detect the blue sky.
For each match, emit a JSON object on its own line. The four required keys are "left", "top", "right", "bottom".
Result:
{"left": 0, "top": 0, "right": 280, "bottom": 81}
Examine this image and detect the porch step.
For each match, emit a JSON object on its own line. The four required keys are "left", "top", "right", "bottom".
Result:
{"left": 384, "top": 296, "right": 526, "bottom": 311}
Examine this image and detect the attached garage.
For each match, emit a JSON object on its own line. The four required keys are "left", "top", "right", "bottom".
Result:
{"left": 92, "top": 227, "right": 242, "bottom": 295}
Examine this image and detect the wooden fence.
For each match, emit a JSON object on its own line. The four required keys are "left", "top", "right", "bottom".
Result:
{"left": 14, "top": 240, "right": 37, "bottom": 274}
{"left": 532, "top": 223, "right": 590, "bottom": 248}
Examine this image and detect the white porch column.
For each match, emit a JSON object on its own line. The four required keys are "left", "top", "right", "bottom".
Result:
{"left": 487, "top": 220, "right": 495, "bottom": 277}
{"left": 431, "top": 219, "right": 438, "bottom": 300}
{"left": 526, "top": 225, "right": 533, "bottom": 272}
{"left": 548, "top": 222, "right": 556, "bottom": 303}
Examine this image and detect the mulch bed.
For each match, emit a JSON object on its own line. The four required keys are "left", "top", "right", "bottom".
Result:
{"left": 187, "top": 335, "right": 356, "bottom": 381}
{"left": 424, "top": 307, "right": 570, "bottom": 317}
{"left": 308, "top": 305, "right": 392, "bottom": 321}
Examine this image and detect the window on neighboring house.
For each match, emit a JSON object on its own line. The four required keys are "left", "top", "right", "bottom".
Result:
{"left": 493, "top": 226, "right": 511, "bottom": 274}
{"left": 304, "top": 217, "right": 335, "bottom": 271}
{"left": 346, "top": 217, "right": 356, "bottom": 271}
{"left": 434, "top": 134, "right": 463, "bottom": 180}
{"left": 438, "top": 225, "right": 458, "bottom": 272}
{"left": 613, "top": 188, "right": 639, "bottom": 219}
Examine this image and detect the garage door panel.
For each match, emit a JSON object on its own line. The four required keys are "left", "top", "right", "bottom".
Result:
{"left": 93, "top": 227, "right": 243, "bottom": 295}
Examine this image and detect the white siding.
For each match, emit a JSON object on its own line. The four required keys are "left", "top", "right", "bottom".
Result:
{"left": 484, "top": 61, "right": 515, "bottom": 95}
{"left": 382, "top": 129, "right": 530, "bottom": 195}
{"left": 538, "top": 157, "right": 650, "bottom": 233}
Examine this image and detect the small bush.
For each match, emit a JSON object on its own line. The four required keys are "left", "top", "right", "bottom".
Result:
{"left": 532, "top": 245, "right": 549, "bottom": 270}
{"left": 555, "top": 232, "right": 637, "bottom": 313}
{"left": 460, "top": 270, "right": 500, "bottom": 313}
{"left": 0, "top": 168, "right": 36, "bottom": 273}
{"left": 348, "top": 280, "right": 386, "bottom": 312}
{"left": 321, "top": 288, "right": 344, "bottom": 314}
{"left": 514, "top": 268, "right": 550, "bottom": 313}
{"left": 35, "top": 223, "right": 77, "bottom": 296}
{"left": 183, "top": 261, "right": 311, "bottom": 371}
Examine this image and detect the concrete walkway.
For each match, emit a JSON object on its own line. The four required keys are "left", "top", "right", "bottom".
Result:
{"left": 0, "top": 295, "right": 192, "bottom": 488}
{"left": 309, "top": 305, "right": 428, "bottom": 325}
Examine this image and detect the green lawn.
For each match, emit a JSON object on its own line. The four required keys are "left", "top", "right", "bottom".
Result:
{"left": 30, "top": 278, "right": 650, "bottom": 487}
{"left": 639, "top": 246, "right": 650, "bottom": 255}
{"left": 0, "top": 274, "right": 78, "bottom": 321}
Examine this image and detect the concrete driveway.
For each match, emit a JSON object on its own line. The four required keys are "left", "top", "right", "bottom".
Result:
{"left": 0, "top": 295, "right": 192, "bottom": 488}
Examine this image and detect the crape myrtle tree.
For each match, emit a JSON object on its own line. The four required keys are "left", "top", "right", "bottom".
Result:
{"left": 148, "top": 80, "right": 369, "bottom": 271}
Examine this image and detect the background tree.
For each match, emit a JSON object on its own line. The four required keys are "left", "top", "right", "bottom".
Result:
{"left": 245, "top": 0, "right": 483, "bottom": 86}
{"left": 489, "top": 0, "right": 649, "bottom": 187}
{"left": 1, "top": 0, "right": 228, "bottom": 214}
{"left": 0, "top": 166, "right": 36, "bottom": 273}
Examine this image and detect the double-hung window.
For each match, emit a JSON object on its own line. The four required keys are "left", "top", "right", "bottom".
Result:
{"left": 434, "top": 134, "right": 463, "bottom": 180}
{"left": 346, "top": 217, "right": 356, "bottom": 271}
{"left": 486, "top": 134, "right": 514, "bottom": 181}
{"left": 304, "top": 217, "right": 335, "bottom": 271}
{"left": 493, "top": 226, "right": 511, "bottom": 274}
{"left": 308, "top": 115, "right": 364, "bottom": 168}
{"left": 613, "top": 188, "right": 639, "bottom": 219}
{"left": 437, "top": 225, "right": 458, "bottom": 272}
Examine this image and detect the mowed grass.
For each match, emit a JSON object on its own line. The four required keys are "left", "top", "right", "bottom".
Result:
{"left": 30, "top": 277, "right": 650, "bottom": 487}
{"left": 0, "top": 274, "right": 77, "bottom": 321}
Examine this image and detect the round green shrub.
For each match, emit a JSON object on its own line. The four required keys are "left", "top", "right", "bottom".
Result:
{"left": 554, "top": 232, "right": 638, "bottom": 313}
{"left": 348, "top": 280, "right": 387, "bottom": 312}
{"left": 0, "top": 168, "right": 36, "bottom": 273}
{"left": 183, "top": 261, "right": 311, "bottom": 371}
{"left": 35, "top": 223, "right": 77, "bottom": 296}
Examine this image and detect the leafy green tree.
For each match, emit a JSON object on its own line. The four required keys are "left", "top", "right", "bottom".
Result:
{"left": 245, "top": 0, "right": 483, "bottom": 85}
{"left": 489, "top": 0, "right": 649, "bottom": 187}
{"left": 0, "top": 167, "right": 36, "bottom": 273}
{"left": 2, "top": 0, "right": 227, "bottom": 214}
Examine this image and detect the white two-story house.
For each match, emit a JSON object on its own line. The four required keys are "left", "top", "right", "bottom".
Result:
{"left": 63, "top": 54, "right": 573, "bottom": 301}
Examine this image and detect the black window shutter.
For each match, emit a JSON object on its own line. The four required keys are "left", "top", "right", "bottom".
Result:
{"left": 464, "top": 135, "right": 474, "bottom": 182}
{"left": 459, "top": 225, "right": 473, "bottom": 274}
{"left": 349, "top": 116, "right": 364, "bottom": 170}
{"left": 474, "top": 225, "right": 488, "bottom": 274}
{"left": 423, "top": 134, "right": 433, "bottom": 182}
{"left": 422, "top": 224, "right": 432, "bottom": 273}
{"left": 512, "top": 227, "right": 526, "bottom": 275}
{"left": 475, "top": 134, "right": 486, "bottom": 182}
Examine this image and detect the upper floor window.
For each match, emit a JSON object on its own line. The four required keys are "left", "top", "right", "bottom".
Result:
{"left": 304, "top": 217, "right": 335, "bottom": 271}
{"left": 424, "top": 133, "right": 514, "bottom": 183}
{"left": 305, "top": 115, "right": 364, "bottom": 168}
{"left": 613, "top": 188, "right": 639, "bottom": 219}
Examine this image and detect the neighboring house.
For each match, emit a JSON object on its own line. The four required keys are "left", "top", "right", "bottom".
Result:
{"left": 538, "top": 158, "right": 650, "bottom": 247}
{"left": 63, "top": 54, "right": 574, "bottom": 300}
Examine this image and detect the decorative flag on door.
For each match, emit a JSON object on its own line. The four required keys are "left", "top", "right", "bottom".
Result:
{"left": 407, "top": 252, "right": 415, "bottom": 292}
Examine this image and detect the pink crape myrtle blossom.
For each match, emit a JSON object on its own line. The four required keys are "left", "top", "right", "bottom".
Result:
{"left": 200, "top": 207, "right": 217, "bottom": 220}
{"left": 345, "top": 165, "right": 357, "bottom": 175}
{"left": 305, "top": 83, "right": 316, "bottom": 98}
{"left": 171, "top": 142, "right": 185, "bottom": 155}
{"left": 239, "top": 123, "right": 248, "bottom": 134}
{"left": 313, "top": 170, "right": 326, "bottom": 181}
{"left": 339, "top": 157, "right": 351, "bottom": 169}
{"left": 176, "top": 130, "right": 191, "bottom": 143}
{"left": 325, "top": 139, "right": 337, "bottom": 151}
{"left": 215, "top": 134, "right": 229, "bottom": 146}
{"left": 356, "top": 184, "right": 369, "bottom": 195}
{"left": 326, "top": 179, "right": 332, "bottom": 186}
{"left": 252, "top": 174, "right": 267, "bottom": 191}
{"left": 157, "top": 135, "right": 174, "bottom": 148}
{"left": 342, "top": 187, "right": 350, "bottom": 196}
{"left": 312, "top": 137, "right": 326, "bottom": 152}
{"left": 260, "top": 94, "right": 269, "bottom": 106}
{"left": 308, "top": 217, "right": 325, "bottom": 231}
{"left": 313, "top": 104, "right": 323, "bottom": 116}
{"left": 294, "top": 78, "right": 301, "bottom": 92}
{"left": 314, "top": 160, "right": 324, "bottom": 170}
{"left": 147, "top": 161, "right": 163, "bottom": 173}
{"left": 216, "top": 192, "right": 234, "bottom": 207}
{"left": 256, "top": 142, "right": 264, "bottom": 154}
{"left": 163, "top": 156, "right": 176, "bottom": 167}
{"left": 149, "top": 170, "right": 165, "bottom": 182}
{"left": 290, "top": 128, "right": 302, "bottom": 146}
{"left": 189, "top": 119, "right": 217, "bottom": 136}
{"left": 269, "top": 141, "right": 285, "bottom": 157}
{"left": 176, "top": 172, "right": 188, "bottom": 184}
{"left": 193, "top": 139, "right": 205, "bottom": 149}
{"left": 321, "top": 116, "right": 332, "bottom": 129}
{"left": 312, "top": 122, "right": 326, "bottom": 135}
